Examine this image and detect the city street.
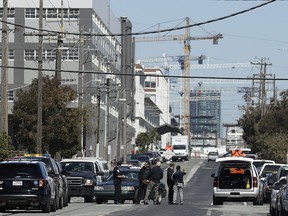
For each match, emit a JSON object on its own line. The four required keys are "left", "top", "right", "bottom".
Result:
{"left": 0, "top": 158, "right": 271, "bottom": 216}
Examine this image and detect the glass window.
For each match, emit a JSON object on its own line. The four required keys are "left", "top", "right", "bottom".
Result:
{"left": 25, "top": 8, "right": 37, "bottom": 18}
{"left": 8, "top": 91, "right": 14, "bottom": 101}
{"left": 0, "top": 163, "right": 43, "bottom": 178}
{"left": 25, "top": 50, "right": 35, "bottom": 60}
{"left": 69, "top": 50, "right": 78, "bottom": 60}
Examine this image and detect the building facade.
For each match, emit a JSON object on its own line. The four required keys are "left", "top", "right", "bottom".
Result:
{"left": 0, "top": 0, "right": 135, "bottom": 161}
{"left": 190, "top": 84, "right": 221, "bottom": 145}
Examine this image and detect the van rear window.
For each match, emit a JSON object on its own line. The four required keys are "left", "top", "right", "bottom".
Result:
{"left": 0, "top": 163, "right": 43, "bottom": 178}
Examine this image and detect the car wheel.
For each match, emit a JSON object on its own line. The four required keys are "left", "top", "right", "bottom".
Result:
{"left": 96, "top": 199, "right": 103, "bottom": 204}
{"left": 0, "top": 208, "right": 5, "bottom": 213}
{"left": 156, "top": 190, "right": 163, "bottom": 204}
{"left": 68, "top": 196, "right": 71, "bottom": 203}
{"left": 51, "top": 198, "right": 57, "bottom": 212}
{"left": 64, "top": 194, "right": 68, "bottom": 207}
{"left": 59, "top": 196, "right": 64, "bottom": 209}
{"left": 213, "top": 196, "right": 223, "bottom": 205}
{"left": 42, "top": 198, "right": 51, "bottom": 213}
{"left": 84, "top": 196, "right": 94, "bottom": 203}
{"left": 253, "top": 194, "right": 263, "bottom": 205}
{"left": 121, "top": 199, "right": 125, "bottom": 204}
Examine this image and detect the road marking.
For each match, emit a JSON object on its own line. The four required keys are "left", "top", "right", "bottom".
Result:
{"left": 184, "top": 161, "right": 203, "bottom": 184}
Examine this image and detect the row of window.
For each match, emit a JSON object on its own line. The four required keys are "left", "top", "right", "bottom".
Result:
{"left": 24, "top": 49, "right": 79, "bottom": 61}
{"left": 0, "top": 91, "right": 14, "bottom": 101}
{"left": 0, "top": 49, "right": 79, "bottom": 61}
{"left": 0, "top": 8, "right": 79, "bottom": 19}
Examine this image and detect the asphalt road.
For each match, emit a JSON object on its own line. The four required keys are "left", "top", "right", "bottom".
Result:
{"left": 0, "top": 158, "right": 271, "bottom": 216}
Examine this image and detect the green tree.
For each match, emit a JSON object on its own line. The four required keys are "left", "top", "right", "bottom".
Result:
{"left": 12, "top": 76, "right": 82, "bottom": 158}
{"left": 0, "top": 132, "right": 13, "bottom": 160}
{"left": 135, "top": 128, "right": 161, "bottom": 152}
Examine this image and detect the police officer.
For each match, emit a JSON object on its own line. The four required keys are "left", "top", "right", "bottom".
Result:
{"left": 113, "top": 161, "right": 126, "bottom": 204}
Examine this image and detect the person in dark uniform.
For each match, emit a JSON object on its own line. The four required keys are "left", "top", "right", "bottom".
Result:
{"left": 143, "top": 161, "right": 163, "bottom": 205}
{"left": 167, "top": 162, "right": 175, "bottom": 204}
{"left": 137, "top": 161, "right": 151, "bottom": 203}
{"left": 113, "top": 161, "right": 126, "bottom": 204}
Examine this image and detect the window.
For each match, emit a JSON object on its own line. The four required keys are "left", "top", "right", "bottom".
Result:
{"left": 25, "top": 8, "right": 37, "bottom": 18}
{"left": 69, "top": 50, "right": 78, "bottom": 60}
{"left": 0, "top": 8, "right": 15, "bottom": 18}
{"left": 69, "top": 9, "right": 79, "bottom": 18}
{"left": 8, "top": 91, "right": 14, "bottom": 101}
{"left": 46, "top": 50, "right": 56, "bottom": 61}
{"left": 46, "top": 8, "right": 57, "bottom": 18}
{"left": 25, "top": 50, "right": 35, "bottom": 60}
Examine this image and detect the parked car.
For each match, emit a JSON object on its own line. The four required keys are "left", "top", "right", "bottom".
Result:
{"left": 211, "top": 157, "right": 263, "bottom": 205}
{"left": 60, "top": 157, "right": 108, "bottom": 203}
{"left": 94, "top": 169, "right": 167, "bottom": 204}
{"left": 207, "top": 151, "right": 219, "bottom": 161}
{"left": 252, "top": 159, "right": 275, "bottom": 173}
{"left": 0, "top": 160, "right": 57, "bottom": 213}
{"left": 261, "top": 173, "right": 276, "bottom": 203}
{"left": 274, "top": 177, "right": 288, "bottom": 216}
{"left": 129, "top": 154, "right": 151, "bottom": 166}
{"left": 56, "top": 161, "right": 69, "bottom": 208}
{"left": 259, "top": 163, "right": 284, "bottom": 180}
{"left": 278, "top": 178, "right": 288, "bottom": 216}
{"left": 20, "top": 155, "right": 64, "bottom": 210}
{"left": 270, "top": 176, "right": 286, "bottom": 216}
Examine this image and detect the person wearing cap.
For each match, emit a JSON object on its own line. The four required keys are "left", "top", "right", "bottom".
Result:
{"left": 167, "top": 162, "right": 175, "bottom": 204}
{"left": 137, "top": 161, "right": 151, "bottom": 203}
{"left": 143, "top": 161, "right": 163, "bottom": 205}
{"left": 113, "top": 161, "right": 126, "bottom": 204}
{"left": 171, "top": 165, "right": 186, "bottom": 205}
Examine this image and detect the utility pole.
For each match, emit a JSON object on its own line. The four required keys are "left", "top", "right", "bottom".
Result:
{"left": 104, "top": 78, "right": 110, "bottom": 161}
{"left": 251, "top": 58, "right": 272, "bottom": 116}
{"left": 121, "top": 16, "right": 128, "bottom": 164}
{"left": 36, "top": 0, "right": 43, "bottom": 154}
{"left": 1, "top": 0, "right": 8, "bottom": 133}
{"left": 78, "top": 27, "right": 84, "bottom": 156}
{"left": 55, "top": 0, "right": 64, "bottom": 80}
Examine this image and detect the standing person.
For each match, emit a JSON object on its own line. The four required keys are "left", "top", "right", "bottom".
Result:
{"left": 167, "top": 162, "right": 175, "bottom": 204}
{"left": 113, "top": 161, "right": 126, "bottom": 204}
{"left": 137, "top": 161, "right": 151, "bottom": 203}
{"left": 143, "top": 161, "right": 163, "bottom": 205}
{"left": 172, "top": 165, "right": 186, "bottom": 205}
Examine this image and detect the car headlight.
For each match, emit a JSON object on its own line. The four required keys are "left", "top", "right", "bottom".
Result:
{"left": 84, "top": 179, "right": 94, "bottom": 186}
{"left": 94, "top": 186, "right": 104, "bottom": 191}
{"left": 121, "top": 186, "right": 135, "bottom": 191}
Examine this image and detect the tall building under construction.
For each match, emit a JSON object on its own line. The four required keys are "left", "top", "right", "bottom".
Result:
{"left": 190, "top": 84, "right": 221, "bottom": 144}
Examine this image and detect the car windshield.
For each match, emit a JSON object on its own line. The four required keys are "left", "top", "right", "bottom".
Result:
{"left": 261, "top": 165, "right": 281, "bottom": 175}
{"left": 209, "top": 152, "right": 218, "bottom": 155}
{"left": 253, "top": 161, "right": 273, "bottom": 169}
{"left": 173, "top": 145, "right": 186, "bottom": 150}
{"left": 61, "top": 162, "right": 94, "bottom": 172}
{"left": 130, "top": 155, "right": 150, "bottom": 162}
{"left": 0, "top": 163, "right": 43, "bottom": 178}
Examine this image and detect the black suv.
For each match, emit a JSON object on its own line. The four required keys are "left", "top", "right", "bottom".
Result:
{"left": 0, "top": 161, "right": 57, "bottom": 213}
{"left": 21, "top": 156, "right": 63, "bottom": 209}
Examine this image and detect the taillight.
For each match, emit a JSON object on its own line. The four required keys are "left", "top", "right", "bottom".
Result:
{"left": 39, "top": 179, "right": 46, "bottom": 188}
{"left": 253, "top": 177, "right": 257, "bottom": 187}
{"left": 213, "top": 177, "right": 218, "bottom": 187}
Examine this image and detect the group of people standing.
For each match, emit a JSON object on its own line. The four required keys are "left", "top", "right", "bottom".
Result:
{"left": 112, "top": 159, "right": 186, "bottom": 205}
{"left": 138, "top": 160, "right": 163, "bottom": 205}
{"left": 167, "top": 162, "right": 186, "bottom": 205}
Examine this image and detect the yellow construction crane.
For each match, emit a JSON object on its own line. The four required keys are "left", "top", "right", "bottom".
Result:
{"left": 134, "top": 17, "right": 223, "bottom": 137}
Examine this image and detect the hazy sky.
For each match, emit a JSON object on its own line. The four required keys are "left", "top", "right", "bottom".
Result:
{"left": 109, "top": 0, "right": 288, "bottom": 125}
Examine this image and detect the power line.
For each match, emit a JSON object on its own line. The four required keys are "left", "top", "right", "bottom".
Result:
{"left": 0, "top": 0, "right": 275, "bottom": 37}
{"left": 1, "top": 64, "right": 287, "bottom": 81}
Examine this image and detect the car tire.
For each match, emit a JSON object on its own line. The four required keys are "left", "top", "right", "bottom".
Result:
{"left": 51, "top": 198, "right": 57, "bottom": 212}
{"left": 42, "top": 198, "right": 51, "bottom": 213}
{"left": 84, "top": 196, "right": 94, "bottom": 203}
{"left": 96, "top": 199, "right": 103, "bottom": 204}
{"left": 156, "top": 190, "right": 163, "bottom": 204}
{"left": 213, "top": 196, "right": 223, "bottom": 205}
{"left": 59, "top": 196, "right": 64, "bottom": 209}
{"left": 253, "top": 193, "right": 263, "bottom": 205}
{"left": 63, "top": 194, "right": 68, "bottom": 207}
{"left": 68, "top": 196, "right": 71, "bottom": 203}
{"left": 0, "top": 208, "right": 5, "bottom": 213}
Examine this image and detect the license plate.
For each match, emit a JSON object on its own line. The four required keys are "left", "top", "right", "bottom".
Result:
{"left": 12, "top": 181, "right": 23, "bottom": 186}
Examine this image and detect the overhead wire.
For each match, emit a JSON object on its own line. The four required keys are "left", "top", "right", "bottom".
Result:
{"left": 0, "top": 0, "right": 276, "bottom": 37}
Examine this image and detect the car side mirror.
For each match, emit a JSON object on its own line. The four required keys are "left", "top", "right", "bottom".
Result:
{"left": 262, "top": 173, "right": 266, "bottom": 178}
{"left": 211, "top": 173, "right": 215, "bottom": 178}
